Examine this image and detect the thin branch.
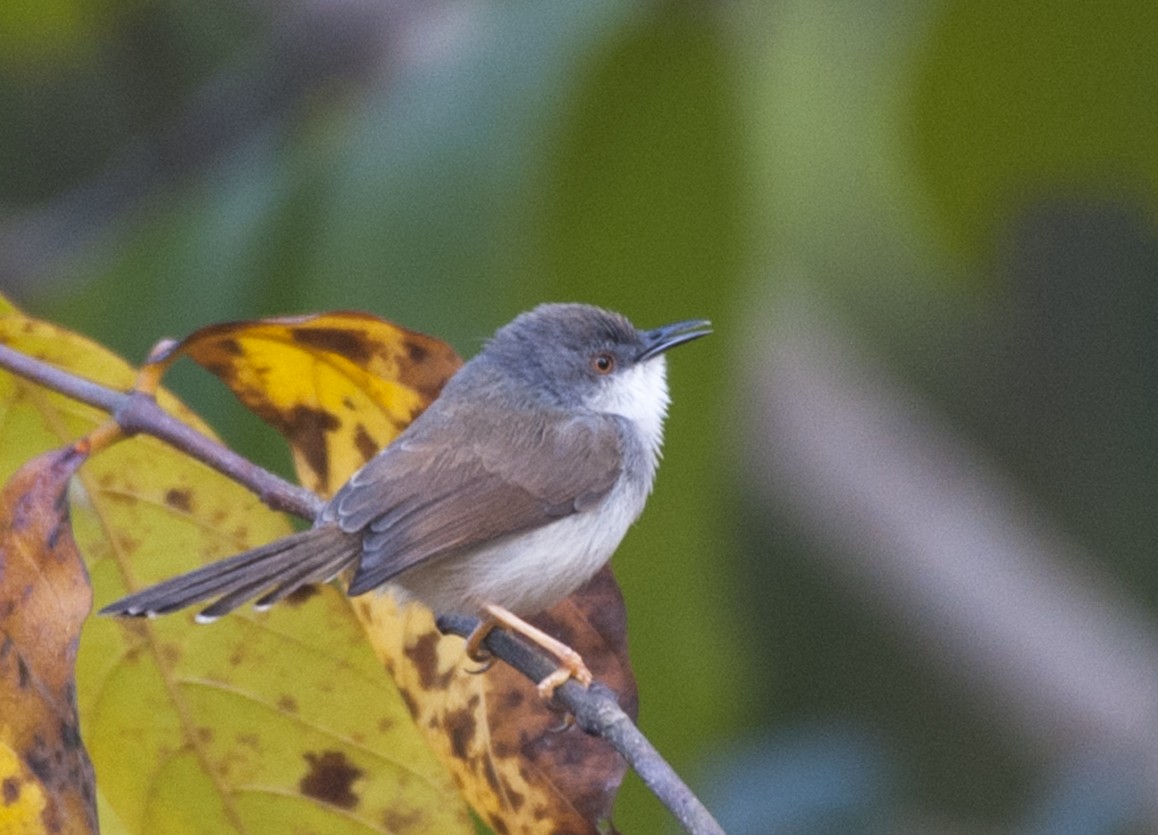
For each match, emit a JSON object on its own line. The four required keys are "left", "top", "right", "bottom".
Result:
{"left": 0, "top": 338, "right": 723, "bottom": 835}
{"left": 0, "top": 341, "right": 122, "bottom": 413}
{"left": 0, "top": 341, "right": 321, "bottom": 519}
{"left": 437, "top": 613, "right": 725, "bottom": 835}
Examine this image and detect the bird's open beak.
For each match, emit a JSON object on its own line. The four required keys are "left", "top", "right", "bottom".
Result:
{"left": 637, "top": 319, "right": 712, "bottom": 361}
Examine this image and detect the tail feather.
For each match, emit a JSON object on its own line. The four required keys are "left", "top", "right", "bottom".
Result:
{"left": 100, "top": 526, "right": 361, "bottom": 620}
{"left": 194, "top": 573, "right": 298, "bottom": 623}
{"left": 201, "top": 542, "right": 354, "bottom": 621}
{"left": 252, "top": 543, "right": 355, "bottom": 610}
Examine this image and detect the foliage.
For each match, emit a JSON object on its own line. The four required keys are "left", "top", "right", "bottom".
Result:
{"left": 0, "top": 296, "right": 638, "bottom": 833}
{"left": 5, "top": 0, "right": 1158, "bottom": 829}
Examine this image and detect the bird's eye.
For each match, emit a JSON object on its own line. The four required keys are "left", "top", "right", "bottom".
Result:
{"left": 591, "top": 353, "right": 616, "bottom": 374}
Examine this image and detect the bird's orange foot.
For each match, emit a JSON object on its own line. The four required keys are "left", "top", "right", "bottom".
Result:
{"left": 536, "top": 648, "right": 593, "bottom": 701}
{"left": 474, "top": 604, "right": 593, "bottom": 702}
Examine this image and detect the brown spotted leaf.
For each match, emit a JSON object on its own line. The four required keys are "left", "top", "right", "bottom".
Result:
{"left": 181, "top": 310, "right": 638, "bottom": 833}
{"left": 0, "top": 446, "right": 97, "bottom": 835}
{"left": 165, "top": 312, "right": 462, "bottom": 493}
{"left": 0, "top": 295, "right": 470, "bottom": 834}
{"left": 369, "top": 567, "right": 637, "bottom": 835}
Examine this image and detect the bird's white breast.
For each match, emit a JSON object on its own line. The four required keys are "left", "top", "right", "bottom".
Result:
{"left": 452, "top": 477, "right": 648, "bottom": 615}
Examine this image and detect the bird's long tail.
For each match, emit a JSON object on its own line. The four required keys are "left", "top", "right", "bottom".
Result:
{"left": 100, "top": 525, "right": 362, "bottom": 622}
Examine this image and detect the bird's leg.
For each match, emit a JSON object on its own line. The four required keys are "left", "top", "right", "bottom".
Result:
{"left": 479, "top": 603, "right": 593, "bottom": 700}
{"left": 463, "top": 615, "right": 498, "bottom": 673}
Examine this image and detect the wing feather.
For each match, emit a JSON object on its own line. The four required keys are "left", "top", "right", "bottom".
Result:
{"left": 337, "top": 411, "right": 624, "bottom": 595}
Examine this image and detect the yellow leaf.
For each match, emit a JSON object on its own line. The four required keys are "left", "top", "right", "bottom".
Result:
{"left": 179, "top": 312, "right": 636, "bottom": 833}
{"left": 168, "top": 313, "right": 462, "bottom": 494}
{"left": 0, "top": 298, "right": 470, "bottom": 834}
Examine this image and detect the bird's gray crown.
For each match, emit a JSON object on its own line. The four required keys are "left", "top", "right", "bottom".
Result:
{"left": 473, "top": 304, "right": 644, "bottom": 406}
{"left": 498, "top": 303, "right": 639, "bottom": 356}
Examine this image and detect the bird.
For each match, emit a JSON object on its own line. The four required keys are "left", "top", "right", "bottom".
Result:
{"left": 102, "top": 303, "right": 710, "bottom": 696}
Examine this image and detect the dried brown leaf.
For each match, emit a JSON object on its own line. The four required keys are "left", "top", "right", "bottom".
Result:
{"left": 0, "top": 447, "right": 97, "bottom": 835}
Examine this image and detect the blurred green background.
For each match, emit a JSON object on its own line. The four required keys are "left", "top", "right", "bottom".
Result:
{"left": 4, "top": 1, "right": 1158, "bottom": 832}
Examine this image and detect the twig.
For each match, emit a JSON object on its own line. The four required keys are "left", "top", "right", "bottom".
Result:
{"left": 0, "top": 341, "right": 320, "bottom": 519}
{"left": 437, "top": 614, "right": 726, "bottom": 835}
{"left": 0, "top": 338, "right": 724, "bottom": 835}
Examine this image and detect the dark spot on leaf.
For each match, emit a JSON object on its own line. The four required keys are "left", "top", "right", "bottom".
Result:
{"left": 164, "top": 488, "right": 193, "bottom": 512}
{"left": 506, "top": 786, "right": 525, "bottom": 812}
{"left": 402, "top": 339, "right": 428, "bottom": 364}
{"left": 46, "top": 522, "right": 63, "bottom": 552}
{"left": 201, "top": 359, "right": 235, "bottom": 382}
{"left": 278, "top": 695, "right": 299, "bottom": 713}
{"left": 283, "top": 585, "right": 319, "bottom": 606}
{"left": 445, "top": 708, "right": 476, "bottom": 759}
{"left": 399, "top": 689, "right": 419, "bottom": 718}
{"left": 502, "top": 689, "right": 524, "bottom": 710}
{"left": 393, "top": 337, "right": 461, "bottom": 404}
{"left": 403, "top": 632, "right": 452, "bottom": 690}
{"left": 59, "top": 721, "right": 81, "bottom": 750}
{"left": 300, "top": 750, "right": 363, "bottom": 810}
{"left": 482, "top": 756, "right": 501, "bottom": 795}
{"left": 217, "top": 338, "right": 244, "bottom": 356}
{"left": 2, "top": 777, "right": 20, "bottom": 805}
{"left": 280, "top": 405, "right": 341, "bottom": 487}
{"left": 292, "top": 328, "right": 372, "bottom": 365}
{"left": 16, "top": 655, "right": 29, "bottom": 689}
{"left": 353, "top": 424, "right": 379, "bottom": 463}
{"left": 383, "top": 808, "right": 423, "bottom": 832}
{"left": 488, "top": 812, "right": 511, "bottom": 835}
{"left": 25, "top": 741, "right": 51, "bottom": 784}
{"left": 52, "top": 483, "right": 69, "bottom": 515}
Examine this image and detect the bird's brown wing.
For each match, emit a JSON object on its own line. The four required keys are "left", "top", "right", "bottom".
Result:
{"left": 331, "top": 411, "right": 626, "bottom": 595}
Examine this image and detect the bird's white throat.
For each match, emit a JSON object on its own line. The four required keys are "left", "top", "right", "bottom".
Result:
{"left": 586, "top": 355, "right": 670, "bottom": 465}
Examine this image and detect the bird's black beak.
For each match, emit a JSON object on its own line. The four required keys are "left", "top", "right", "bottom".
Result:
{"left": 637, "top": 319, "right": 712, "bottom": 361}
